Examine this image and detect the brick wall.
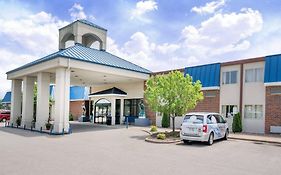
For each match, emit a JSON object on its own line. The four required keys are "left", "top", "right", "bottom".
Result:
{"left": 189, "top": 90, "right": 220, "bottom": 113}
{"left": 143, "top": 81, "right": 156, "bottom": 124}
{"left": 69, "top": 101, "right": 84, "bottom": 120}
{"left": 265, "top": 86, "right": 281, "bottom": 133}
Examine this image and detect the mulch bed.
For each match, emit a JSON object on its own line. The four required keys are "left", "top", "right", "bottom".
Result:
{"left": 145, "top": 131, "right": 182, "bottom": 144}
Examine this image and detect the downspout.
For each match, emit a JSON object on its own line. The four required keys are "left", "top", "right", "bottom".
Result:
{"left": 239, "top": 64, "right": 243, "bottom": 115}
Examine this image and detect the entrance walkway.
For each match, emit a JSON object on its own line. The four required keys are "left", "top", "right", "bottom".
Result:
{"left": 69, "top": 121, "right": 125, "bottom": 133}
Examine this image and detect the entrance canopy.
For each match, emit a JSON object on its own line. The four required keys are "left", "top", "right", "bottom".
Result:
{"left": 7, "top": 44, "right": 151, "bottom": 86}
{"left": 6, "top": 43, "right": 151, "bottom": 133}
{"left": 89, "top": 87, "right": 127, "bottom": 97}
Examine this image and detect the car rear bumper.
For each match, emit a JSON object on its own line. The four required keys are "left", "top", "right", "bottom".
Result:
{"left": 180, "top": 132, "right": 209, "bottom": 142}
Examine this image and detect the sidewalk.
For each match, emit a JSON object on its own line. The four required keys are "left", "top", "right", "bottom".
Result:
{"left": 229, "top": 133, "right": 281, "bottom": 144}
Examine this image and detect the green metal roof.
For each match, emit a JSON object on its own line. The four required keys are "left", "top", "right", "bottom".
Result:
{"left": 59, "top": 19, "right": 107, "bottom": 31}
{"left": 7, "top": 44, "right": 151, "bottom": 74}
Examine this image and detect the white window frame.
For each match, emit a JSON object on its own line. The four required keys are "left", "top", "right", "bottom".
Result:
{"left": 245, "top": 68, "right": 263, "bottom": 83}
{"left": 221, "top": 105, "right": 238, "bottom": 118}
{"left": 222, "top": 71, "right": 237, "bottom": 84}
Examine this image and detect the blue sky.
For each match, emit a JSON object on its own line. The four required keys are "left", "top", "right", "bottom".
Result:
{"left": 1, "top": 0, "right": 281, "bottom": 97}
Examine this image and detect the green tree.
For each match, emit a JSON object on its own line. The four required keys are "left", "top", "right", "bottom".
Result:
{"left": 232, "top": 113, "right": 242, "bottom": 133}
{"left": 145, "top": 71, "right": 204, "bottom": 132}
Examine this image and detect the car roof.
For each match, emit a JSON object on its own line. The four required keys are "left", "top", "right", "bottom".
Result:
{"left": 185, "top": 112, "right": 220, "bottom": 116}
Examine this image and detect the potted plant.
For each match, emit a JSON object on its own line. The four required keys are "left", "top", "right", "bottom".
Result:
{"left": 16, "top": 116, "right": 21, "bottom": 127}
{"left": 45, "top": 116, "right": 52, "bottom": 130}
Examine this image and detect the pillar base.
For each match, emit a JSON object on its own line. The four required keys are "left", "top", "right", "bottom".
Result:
{"left": 53, "top": 122, "right": 70, "bottom": 133}
{"left": 35, "top": 120, "right": 48, "bottom": 130}
{"left": 21, "top": 119, "right": 33, "bottom": 128}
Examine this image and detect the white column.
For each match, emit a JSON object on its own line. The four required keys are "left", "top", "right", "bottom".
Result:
{"left": 54, "top": 68, "right": 70, "bottom": 133}
{"left": 120, "top": 99, "right": 124, "bottom": 124}
{"left": 36, "top": 72, "right": 50, "bottom": 130}
{"left": 10, "top": 79, "right": 22, "bottom": 125}
{"left": 22, "top": 76, "right": 35, "bottom": 128}
{"left": 111, "top": 98, "right": 116, "bottom": 125}
{"left": 75, "top": 34, "right": 82, "bottom": 44}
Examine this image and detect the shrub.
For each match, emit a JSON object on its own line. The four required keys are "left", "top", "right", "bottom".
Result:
{"left": 157, "top": 133, "right": 166, "bottom": 140}
{"left": 16, "top": 116, "right": 21, "bottom": 126}
{"left": 150, "top": 125, "right": 157, "bottom": 132}
{"left": 45, "top": 123, "right": 52, "bottom": 130}
{"left": 232, "top": 113, "right": 242, "bottom": 133}
{"left": 161, "top": 113, "right": 170, "bottom": 128}
{"left": 69, "top": 113, "right": 74, "bottom": 121}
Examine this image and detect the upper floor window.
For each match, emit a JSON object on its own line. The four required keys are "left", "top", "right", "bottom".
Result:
{"left": 222, "top": 71, "right": 237, "bottom": 84}
{"left": 245, "top": 68, "right": 263, "bottom": 83}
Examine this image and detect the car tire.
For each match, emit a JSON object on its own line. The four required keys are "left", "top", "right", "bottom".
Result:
{"left": 207, "top": 132, "right": 214, "bottom": 145}
{"left": 224, "top": 129, "right": 229, "bottom": 140}
{"left": 183, "top": 140, "right": 191, "bottom": 144}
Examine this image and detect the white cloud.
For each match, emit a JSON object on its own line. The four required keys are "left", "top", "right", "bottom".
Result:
{"left": 107, "top": 8, "right": 267, "bottom": 72}
{"left": 0, "top": 11, "right": 67, "bottom": 56}
{"left": 181, "top": 8, "right": 263, "bottom": 59}
{"left": 191, "top": 0, "right": 225, "bottom": 15}
{"left": 0, "top": 9, "right": 68, "bottom": 97}
{"left": 131, "top": 0, "right": 158, "bottom": 22}
{"left": 69, "top": 3, "right": 87, "bottom": 20}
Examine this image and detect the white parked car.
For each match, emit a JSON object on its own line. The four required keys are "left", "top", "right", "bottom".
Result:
{"left": 180, "top": 112, "right": 229, "bottom": 145}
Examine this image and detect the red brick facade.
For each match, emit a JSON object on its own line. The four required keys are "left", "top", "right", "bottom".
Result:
{"left": 189, "top": 90, "right": 220, "bottom": 113}
{"left": 265, "top": 86, "right": 281, "bottom": 133}
{"left": 69, "top": 101, "right": 84, "bottom": 120}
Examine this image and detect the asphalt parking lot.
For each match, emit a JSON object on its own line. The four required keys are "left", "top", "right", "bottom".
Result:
{"left": 0, "top": 123, "right": 280, "bottom": 175}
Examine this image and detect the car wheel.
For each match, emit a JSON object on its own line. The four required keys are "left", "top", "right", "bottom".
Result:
{"left": 183, "top": 140, "right": 191, "bottom": 144}
{"left": 224, "top": 129, "right": 229, "bottom": 140}
{"left": 207, "top": 133, "right": 214, "bottom": 145}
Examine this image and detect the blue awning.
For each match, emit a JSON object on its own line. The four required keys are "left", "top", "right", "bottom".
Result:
{"left": 2, "top": 91, "right": 11, "bottom": 104}
{"left": 184, "top": 63, "right": 221, "bottom": 87}
{"left": 264, "top": 54, "right": 281, "bottom": 83}
{"left": 70, "top": 86, "right": 88, "bottom": 101}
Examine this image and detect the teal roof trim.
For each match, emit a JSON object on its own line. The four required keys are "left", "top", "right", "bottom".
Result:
{"left": 78, "top": 19, "right": 107, "bottom": 31}
{"left": 59, "top": 19, "right": 107, "bottom": 31}
{"left": 7, "top": 44, "right": 151, "bottom": 74}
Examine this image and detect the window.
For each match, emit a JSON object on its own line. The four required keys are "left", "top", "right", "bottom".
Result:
{"left": 221, "top": 105, "right": 238, "bottom": 118}
{"left": 207, "top": 115, "right": 217, "bottom": 124}
{"left": 270, "top": 87, "right": 281, "bottom": 95}
{"left": 245, "top": 68, "right": 263, "bottom": 82}
{"left": 214, "top": 115, "right": 226, "bottom": 123}
{"left": 183, "top": 115, "right": 204, "bottom": 124}
{"left": 205, "top": 91, "right": 216, "bottom": 97}
{"left": 222, "top": 71, "right": 237, "bottom": 84}
{"left": 124, "top": 99, "right": 143, "bottom": 117}
{"left": 244, "top": 105, "right": 263, "bottom": 119}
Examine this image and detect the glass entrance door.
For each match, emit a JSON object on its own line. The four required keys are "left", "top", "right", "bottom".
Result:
{"left": 94, "top": 99, "right": 111, "bottom": 124}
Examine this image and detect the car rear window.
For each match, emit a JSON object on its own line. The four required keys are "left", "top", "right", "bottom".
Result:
{"left": 183, "top": 115, "right": 204, "bottom": 124}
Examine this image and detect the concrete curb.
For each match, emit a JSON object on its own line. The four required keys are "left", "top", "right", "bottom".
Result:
{"left": 145, "top": 136, "right": 182, "bottom": 144}
{"left": 228, "top": 136, "right": 281, "bottom": 145}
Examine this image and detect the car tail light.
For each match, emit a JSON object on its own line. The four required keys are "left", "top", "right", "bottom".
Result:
{"left": 203, "top": 125, "right": 208, "bottom": 133}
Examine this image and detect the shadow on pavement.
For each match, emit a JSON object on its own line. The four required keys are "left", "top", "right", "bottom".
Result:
{"left": 176, "top": 139, "right": 225, "bottom": 147}
{"left": 0, "top": 126, "right": 51, "bottom": 138}
{"left": 70, "top": 122, "right": 124, "bottom": 134}
{"left": 0, "top": 122, "right": 125, "bottom": 137}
